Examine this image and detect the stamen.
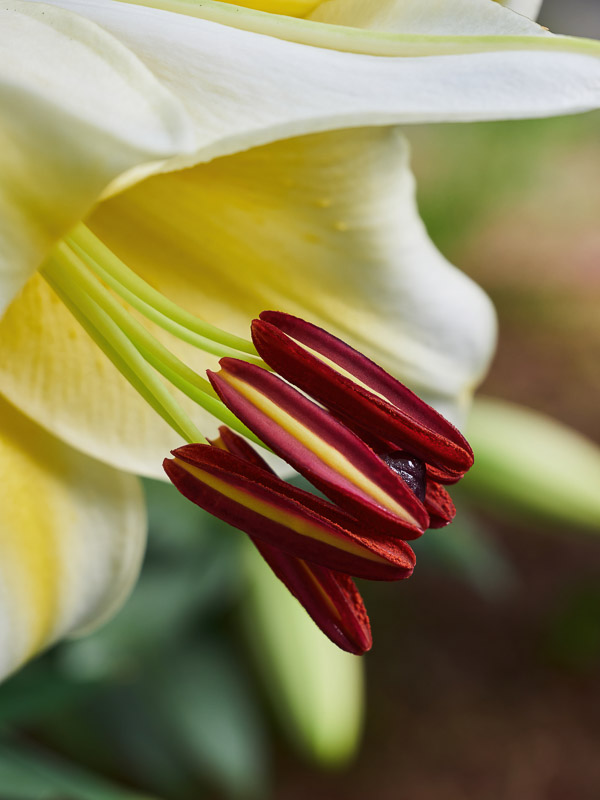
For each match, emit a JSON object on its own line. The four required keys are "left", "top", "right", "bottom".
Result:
{"left": 66, "top": 224, "right": 262, "bottom": 361}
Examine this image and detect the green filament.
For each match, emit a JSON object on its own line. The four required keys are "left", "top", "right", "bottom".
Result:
{"left": 41, "top": 242, "right": 265, "bottom": 447}
{"left": 67, "top": 225, "right": 261, "bottom": 359}
{"left": 56, "top": 243, "right": 215, "bottom": 396}
{"left": 43, "top": 257, "right": 206, "bottom": 444}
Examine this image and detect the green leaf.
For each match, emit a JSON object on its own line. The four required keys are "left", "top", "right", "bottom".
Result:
{"left": 60, "top": 560, "right": 226, "bottom": 680}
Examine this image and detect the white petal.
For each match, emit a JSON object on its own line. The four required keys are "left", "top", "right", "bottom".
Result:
{"left": 4, "top": 0, "right": 595, "bottom": 478}
{"left": 91, "top": 0, "right": 552, "bottom": 51}
{"left": 495, "top": 0, "right": 544, "bottom": 21}
{"left": 34, "top": 0, "right": 600, "bottom": 171}
{"left": 0, "top": 396, "right": 146, "bottom": 680}
{"left": 0, "top": 1, "right": 194, "bottom": 315}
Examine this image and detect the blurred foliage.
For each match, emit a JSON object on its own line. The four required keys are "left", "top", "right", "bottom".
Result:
{"left": 542, "top": 583, "right": 600, "bottom": 672}
{"left": 410, "top": 113, "right": 600, "bottom": 255}
{"left": 0, "top": 742, "right": 154, "bottom": 800}
{"left": 412, "top": 506, "right": 515, "bottom": 600}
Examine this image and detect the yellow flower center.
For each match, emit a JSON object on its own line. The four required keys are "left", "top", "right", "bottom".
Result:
{"left": 216, "top": 0, "right": 323, "bottom": 17}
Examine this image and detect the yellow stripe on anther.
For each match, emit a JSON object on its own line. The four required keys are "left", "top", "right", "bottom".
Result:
{"left": 298, "top": 559, "right": 342, "bottom": 620}
{"left": 289, "top": 336, "right": 394, "bottom": 406}
{"left": 175, "top": 459, "right": 387, "bottom": 563}
{"left": 220, "top": 373, "right": 421, "bottom": 527}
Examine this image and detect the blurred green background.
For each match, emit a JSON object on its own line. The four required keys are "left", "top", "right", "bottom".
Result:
{"left": 1, "top": 3, "right": 599, "bottom": 799}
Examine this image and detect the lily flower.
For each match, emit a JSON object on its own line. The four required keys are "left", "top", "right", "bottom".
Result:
{"left": 1, "top": 0, "right": 600, "bottom": 677}
{"left": 4, "top": 0, "right": 600, "bottom": 478}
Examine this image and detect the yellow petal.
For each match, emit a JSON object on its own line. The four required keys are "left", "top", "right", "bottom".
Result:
{"left": 0, "top": 1, "right": 193, "bottom": 315}
{"left": 0, "top": 395, "right": 146, "bottom": 680}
